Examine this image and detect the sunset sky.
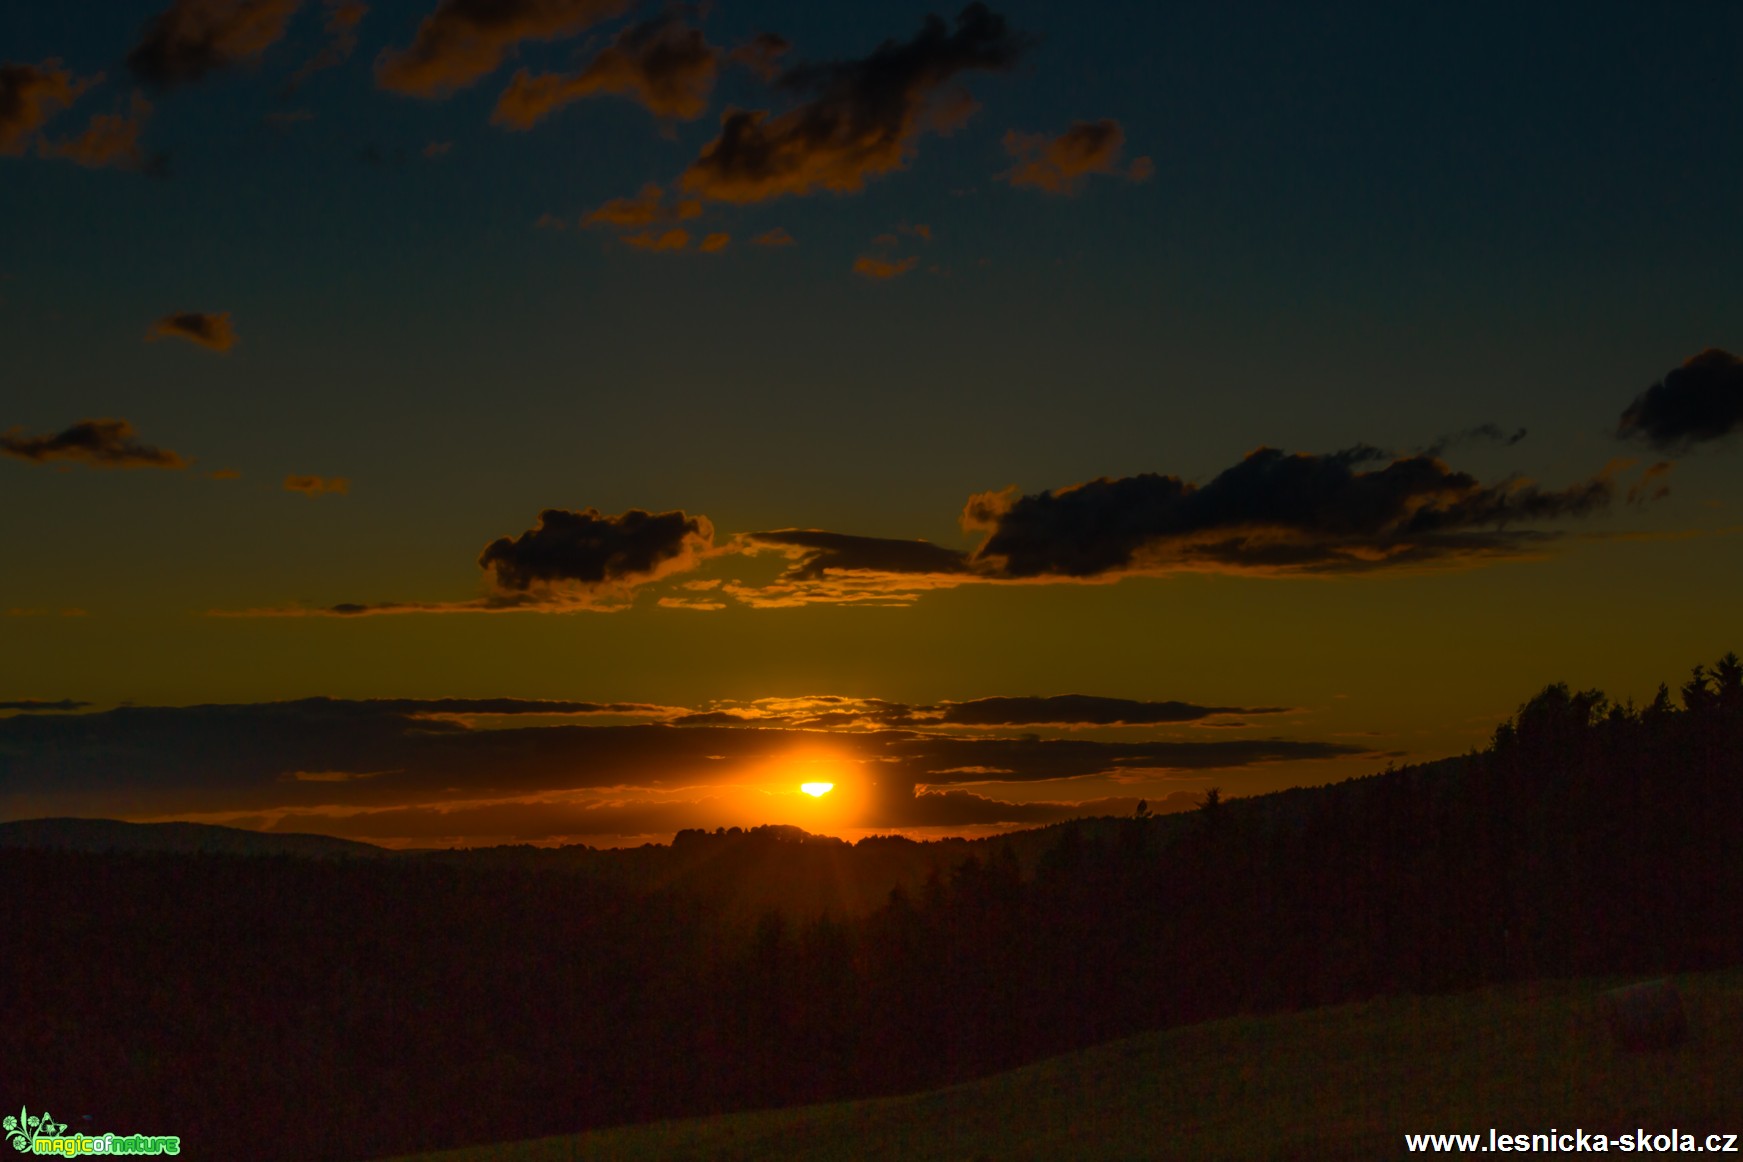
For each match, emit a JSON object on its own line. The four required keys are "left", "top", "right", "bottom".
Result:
{"left": 4, "top": 0, "right": 1741, "bottom": 847}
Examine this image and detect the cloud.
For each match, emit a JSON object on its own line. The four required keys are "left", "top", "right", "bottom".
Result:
{"left": 727, "top": 32, "right": 790, "bottom": 82}
{"left": 478, "top": 506, "right": 714, "bottom": 601}
{"left": 1617, "top": 348, "right": 1743, "bottom": 454}
{"left": 887, "top": 734, "right": 1364, "bottom": 788}
{"left": 37, "top": 93, "right": 155, "bottom": 171}
{"left": 376, "top": 0, "right": 631, "bottom": 98}
{"left": 216, "top": 499, "right": 717, "bottom": 613}
{"left": 1627, "top": 460, "right": 1674, "bottom": 505}
{"left": 744, "top": 530, "right": 969, "bottom": 578}
{"left": 0, "top": 699, "right": 90, "bottom": 712}
{"left": 288, "top": 0, "right": 367, "bottom": 90}
{"left": 671, "top": 693, "right": 1282, "bottom": 731}
{"left": 1417, "top": 423, "right": 1528, "bottom": 458}
{"left": 492, "top": 13, "right": 719, "bottom": 128}
{"left": 962, "top": 446, "right": 1620, "bottom": 580}
{"left": 582, "top": 182, "right": 701, "bottom": 228}
{"left": 1, "top": 419, "right": 188, "bottom": 469}
{"left": 0, "top": 698, "right": 1371, "bottom": 833}
{"left": 711, "top": 446, "right": 1628, "bottom": 607}
{"left": 147, "top": 311, "right": 237, "bottom": 351}
{"left": 927, "top": 695, "right": 1284, "bottom": 728}
{"left": 699, "top": 232, "right": 729, "bottom": 252}
{"left": 751, "top": 226, "right": 795, "bottom": 247}
{"left": 0, "top": 62, "right": 96, "bottom": 155}
{"left": 1001, "top": 119, "right": 1139, "bottom": 194}
{"left": 350, "top": 697, "right": 675, "bottom": 719}
{"left": 284, "top": 473, "right": 348, "bottom": 496}
{"left": 852, "top": 254, "right": 918, "bottom": 280}
{"left": 731, "top": 529, "right": 971, "bottom": 606}
{"left": 678, "top": 3, "right": 1029, "bottom": 203}
{"left": 128, "top": 0, "right": 304, "bottom": 89}
{"left": 622, "top": 227, "right": 689, "bottom": 251}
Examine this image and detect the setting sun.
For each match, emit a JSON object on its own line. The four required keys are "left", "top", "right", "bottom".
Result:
{"left": 800, "top": 782, "right": 834, "bottom": 797}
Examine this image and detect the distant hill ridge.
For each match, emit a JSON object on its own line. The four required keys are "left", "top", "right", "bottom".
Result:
{"left": 0, "top": 817, "right": 390, "bottom": 859}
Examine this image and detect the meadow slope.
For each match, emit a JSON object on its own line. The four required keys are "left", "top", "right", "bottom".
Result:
{"left": 381, "top": 968, "right": 1742, "bottom": 1162}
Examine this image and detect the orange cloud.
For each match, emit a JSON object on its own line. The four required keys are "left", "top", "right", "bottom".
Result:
{"left": 623, "top": 228, "right": 689, "bottom": 251}
{"left": 852, "top": 254, "right": 918, "bottom": 280}
{"left": 699, "top": 232, "right": 730, "bottom": 252}
{"left": 582, "top": 183, "right": 701, "bottom": 229}
{"left": 128, "top": 0, "right": 303, "bottom": 89}
{"left": 727, "top": 530, "right": 972, "bottom": 607}
{"left": 284, "top": 474, "right": 349, "bottom": 496}
{"left": 38, "top": 93, "right": 154, "bottom": 171}
{"left": 679, "top": 4, "right": 1029, "bottom": 203}
{"left": 1002, "top": 119, "right": 1139, "bottom": 194}
{"left": 0, "top": 62, "right": 96, "bottom": 155}
{"left": 1627, "top": 460, "right": 1674, "bottom": 505}
{"left": 727, "top": 32, "right": 790, "bottom": 82}
{"left": 751, "top": 227, "right": 795, "bottom": 247}
{"left": 376, "top": 0, "right": 630, "bottom": 98}
{"left": 148, "top": 311, "right": 236, "bottom": 351}
{"left": 288, "top": 0, "right": 367, "bottom": 90}
{"left": 492, "top": 13, "right": 719, "bottom": 129}
{"left": 1, "top": 419, "right": 188, "bottom": 469}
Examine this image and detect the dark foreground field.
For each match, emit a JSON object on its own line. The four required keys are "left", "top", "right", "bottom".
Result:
{"left": 383, "top": 968, "right": 1742, "bottom": 1162}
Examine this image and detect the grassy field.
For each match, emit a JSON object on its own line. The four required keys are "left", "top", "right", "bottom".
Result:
{"left": 380, "top": 969, "right": 1742, "bottom": 1161}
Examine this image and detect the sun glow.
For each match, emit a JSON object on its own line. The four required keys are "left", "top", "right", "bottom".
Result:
{"left": 800, "top": 782, "right": 834, "bottom": 797}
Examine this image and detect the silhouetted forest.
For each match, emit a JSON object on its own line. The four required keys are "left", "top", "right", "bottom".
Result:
{"left": 5, "top": 655, "right": 1741, "bottom": 1160}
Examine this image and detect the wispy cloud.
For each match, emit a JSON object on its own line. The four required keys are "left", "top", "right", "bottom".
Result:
{"left": 493, "top": 13, "right": 719, "bottom": 129}
{"left": 1, "top": 419, "right": 188, "bottom": 469}
{"left": 284, "top": 474, "right": 348, "bottom": 496}
{"left": 679, "top": 4, "right": 1029, "bottom": 203}
{"left": 148, "top": 311, "right": 237, "bottom": 351}
{"left": 852, "top": 254, "right": 918, "bottom": 280}
{"left": 38, "top": 93, "right": 156, "bottom": 171}
{"left": 287, "top": 0, "right": 367, "bottom": 91}
{"left": 1001, "top": 119, "right": 1148, "bottom": 194}
{"left": 0, "top": 61, "right": 97, "bottom": 154}
{"left": 376, "top": 0, "right": 629, "bottom": 98}
{"left": 128, "top": 0, "right": 304, "bottom": 89}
